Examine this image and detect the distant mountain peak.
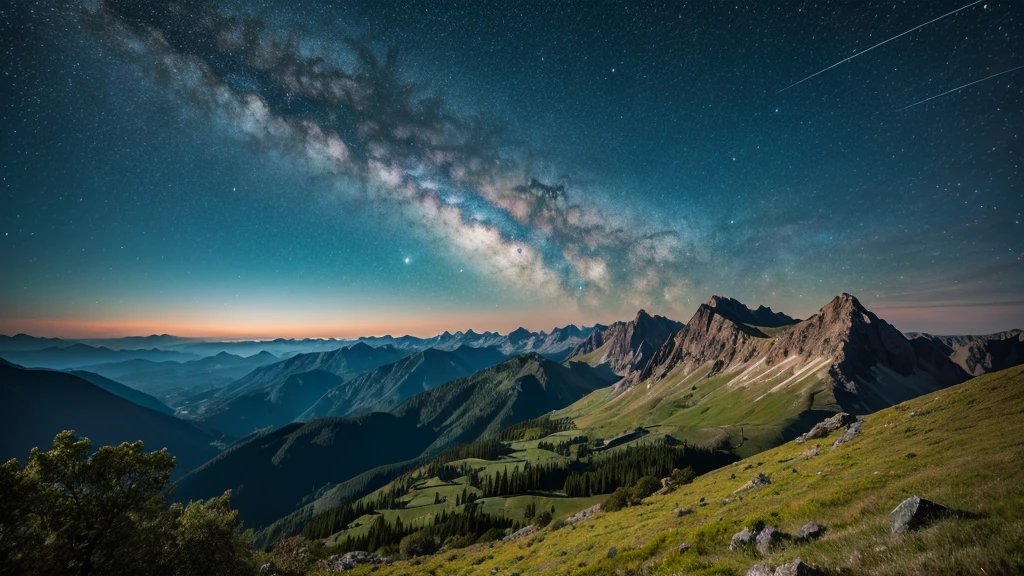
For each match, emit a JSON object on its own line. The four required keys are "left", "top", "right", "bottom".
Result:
{"left": 705, "top": 295, "right": 798, "bottom": 328}
{"left": 507, "top": 327, "right": 533, "bottom": 345}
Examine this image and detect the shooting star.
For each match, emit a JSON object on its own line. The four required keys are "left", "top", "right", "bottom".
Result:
{"left": 779, "top": 0, "right": 985, "bottom": 93}
{"left": 897, "top": 63, "right": 1024, "bottom": 111}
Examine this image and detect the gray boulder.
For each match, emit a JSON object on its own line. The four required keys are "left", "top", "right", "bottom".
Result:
{"left": 833, "top": 420, "right": 863, "bottom": 446}
{"left": 891, "top": 496, "right": 949, "bottom": 533}
{"left": 564, "top": 503, "right": 601, "bottom": 525}
{"left": 607, "top": 546, "right": 618, "bottom": 558}
{"left": 774, "top": 558, "right": 822, "bottom": 575}
{"left": 730, "top": 527, "right": 754, "bottom": 551}
{"left": 796, "top": 412, "right": 856, "bottom": 443}
{"left": 795, "top": 521, "right": 822, "bottom": 541}
{"left": 755, "top": 526, "right": 782, "bottom": 556}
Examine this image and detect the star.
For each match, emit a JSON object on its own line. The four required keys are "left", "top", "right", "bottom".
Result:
{"left": 404, "top": 257, "right": 410, "bottom": 264}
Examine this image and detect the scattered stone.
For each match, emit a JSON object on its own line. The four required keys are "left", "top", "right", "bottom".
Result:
{"left": 607, "top": 546, "right": 618, "bottom": 559}
{"left": 323, "top": 551, "right": 390, "bottom": 571}
{"left": 745, "top": 564, "right": 773, "bottom": 576}
{"left": 906, "top": 452, "right": 917, "bottom": 459}
{"left": 800, "top": 444, "right": 820, "bottom": 459}
{"left": 560, "top": 551, "right": 567, "bottom": 556}
{"left": 676, "top": 507, "right": 693, "bottom": 518}
{"left": 891, "top": 496, "right": 950, "bottom": 533}
{"left": 678, "top": 542, "right": 690, "bottom": 554}
{"left": 774, "top": 558, "right": 822, "bottom": 576}
{"left": 730, "top": 527, "right": 754, "bottom": 552}
{"left": 833, "top": 420, "right": 863, "bottom": 447}
{"left": 502, "top": 525, "right": 538, "bottom": 542}
{"left": 564, "top": 504, "right": 601, "bottom": 525}
{"left": 735, "top": 473, "right": 772, "bottom": 493}
{"left": 909, "top": 409, "right": 931, "bottom": 418}
{"left": 699, "top": 501, "right": 708, "bottom": 507}
{"left": 755, "top": 526, "right": 782, "bottom": 556}
{"left": 795, "top": 521, "right": 822, "bottom": 541}
{"left": 796, "top": 412, "right": 856, "bottom": 443}
{"left": 490, "top": 569, "right": 498, "bottom": 575}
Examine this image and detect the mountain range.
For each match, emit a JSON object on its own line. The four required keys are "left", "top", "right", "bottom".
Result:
{"left": 172, "top": 353, "right": 616, "bottom": 528}
{"left": 906, "top": 329, "right": 1024, "bottom": 376}
{"left": 79, "top": 350, "right": 280, "bottom": 402}
{"left": 2, "top": 293, "right": 1021, "bottom": 550}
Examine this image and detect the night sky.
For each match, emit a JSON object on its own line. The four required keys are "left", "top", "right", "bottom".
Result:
{"left": 1, "top": 0, "right": 1021, "bottom": 338}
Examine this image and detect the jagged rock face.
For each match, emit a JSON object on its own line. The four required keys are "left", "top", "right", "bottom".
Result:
{"left": 639, "top": 304, "right": 756, "bottom": 381}
{"left": 951, "top": 333, "right": 1024, "bottom": 376}
{"left": 707, "top": 295, "right": 798, "bottom": 328}
{"left": 641, "top": 293, "right": 969, "bottom": 412}
{"left": 569, "top": 309, "right": 682, "bottom": 377}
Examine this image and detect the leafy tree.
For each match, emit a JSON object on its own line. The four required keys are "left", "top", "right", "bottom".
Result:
{"left": 0, "top": 431, "right": 255, "bottom": 576}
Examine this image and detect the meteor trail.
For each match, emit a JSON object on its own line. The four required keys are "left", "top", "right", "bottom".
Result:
{"left": 778, "top": 0, "right": 985, "bottom": 93}
{"left": 896, "top": 63, "right": 1024, "bottom": 111}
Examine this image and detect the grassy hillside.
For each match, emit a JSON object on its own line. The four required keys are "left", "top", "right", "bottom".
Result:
{"left": 337, "top": 365, "right": 1024, "bottom": 575}
{"left": 557, "top": 358, "right": 839, "bottom": 458}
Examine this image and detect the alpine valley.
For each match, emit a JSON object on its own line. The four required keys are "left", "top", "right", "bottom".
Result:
{"left": 3, "top": 294, "right": 1022, "bottom": 575}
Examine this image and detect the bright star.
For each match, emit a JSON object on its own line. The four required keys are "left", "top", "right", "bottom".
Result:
{"left": 404, "top": 257, "right": 410, "bottom": 264}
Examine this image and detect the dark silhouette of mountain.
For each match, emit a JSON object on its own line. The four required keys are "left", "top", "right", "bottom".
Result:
{"left": 173, "top": 353, "right": 615, "bottom": 528}
{"left": 0, "top": 333, "right": 75, "bottom": 352}
{"left": 72, "top": 334, "right": 194, "bottom": 350}
{"left": 705, "top": 295, "right": 798, "bottom": 328}
{"left": 80, "top": 350, "right": 280, "bottom": 400}
{"left": 569, "top": 309, "right": 683, "bottom": 379}
{"left": 184, "top": 343, "right": 409, "bottom": 437}
{"left": 298, "top": 345, "right": 507, "bottom": 419}
{"left": 0, "top": 363, "right": 220, "bottom": 478}
{"left": 67, "top": 370, "right": 174, "bottom": 415}
{"left": 0, "top": 343, "right": 200, "bottom": 370}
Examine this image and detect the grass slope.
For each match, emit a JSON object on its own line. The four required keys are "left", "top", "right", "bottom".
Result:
{"left": 558, "top": 359, "right": 838, "bottom": 458}
{"left": 340, "top": 365, "right": 1024, "bottom": 576}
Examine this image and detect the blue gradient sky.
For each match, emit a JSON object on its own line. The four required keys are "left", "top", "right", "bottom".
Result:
{"left": 1, "top": 0, "right": 1021, "bottom": 338}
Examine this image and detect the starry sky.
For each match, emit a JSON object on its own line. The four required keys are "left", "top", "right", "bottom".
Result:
{"left": 1, "top": 0, "right": 1021, "bottom": 338}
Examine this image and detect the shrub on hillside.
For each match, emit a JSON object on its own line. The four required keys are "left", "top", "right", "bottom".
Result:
{"left": 603, "top": 487, "right": 632, "bottom": 511}
{"left": 400, "top": 530, "right": 438, "bottom": 557}
{"left": 631, "top": 475, "right": 663, "bottom": 501}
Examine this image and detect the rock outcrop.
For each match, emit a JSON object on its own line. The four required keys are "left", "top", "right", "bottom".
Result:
{"left": 730, "top": 527, "right": 754, "bottom": 551}
{"left": 755, "top": 526, "right": 782, "bottom": 555}
{"left": 323, "top": 551, "right": 389, "bottom": 571}
{"left": 891, "top": 496, "right": 950, "bottom": 533}
{"left": 569, "top": 309, "right": 683, "bottom": 380}
{"left": 707, "top": 295, "right": 799, "bottom": 328}
{"left": 796, "top": 412, "right": 856, "bottom": 443}
{"left": 795, "top": 521, "right": 822, "bottom": 541}
{"left": 833, "top": 419, "right": 863, "bottom": 447}
{"left": 564, "top": 504, "right": 600, "bottom": 525}
{"left": 640, "top": 293, "right": 969, "bottom": 414}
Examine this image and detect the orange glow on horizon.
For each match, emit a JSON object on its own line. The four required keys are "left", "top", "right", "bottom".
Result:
{"left": 0, "top": 308, "right": 616, "bottom": 340}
